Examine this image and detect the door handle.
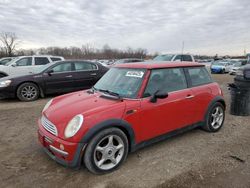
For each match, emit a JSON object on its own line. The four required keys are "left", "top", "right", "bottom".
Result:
{"left": 65, "top": 75, "right": 72, "bottom": 78}
{"left": 90, "top": 73, "right": 97, "bottom": 76}
{"left": 186, "top": 95, "right": 194, "bottom": 99}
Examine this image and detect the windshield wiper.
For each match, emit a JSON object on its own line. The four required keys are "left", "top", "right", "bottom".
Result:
{"left": 98, "top": 89, "right": 121, "bottom": 98}
{"left": 87, "top": 86, "right": 96, "bottom": 94}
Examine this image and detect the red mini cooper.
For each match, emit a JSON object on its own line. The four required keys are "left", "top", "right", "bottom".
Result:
{"left": 38, "top": 62, "right": 225, "bottom": 174}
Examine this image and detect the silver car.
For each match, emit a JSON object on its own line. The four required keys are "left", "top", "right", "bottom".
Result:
{"left": 229, "top": 60, "right": 247, "bottom": 75}
{"left": 0, "top": 55, "right": 64, "bottom": 78}
{"left": 0, "top": 57, "right": 16, "bottom": 65}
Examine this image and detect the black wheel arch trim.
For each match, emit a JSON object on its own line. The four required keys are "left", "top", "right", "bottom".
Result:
{"left": 80, "top": 119, "right": 136, "bottom": 152}
{"left": 204, "top": 96, "right": 226, "bottom": 121}
{"left": 16, "top": 81, "right": 44, "bottom": 98}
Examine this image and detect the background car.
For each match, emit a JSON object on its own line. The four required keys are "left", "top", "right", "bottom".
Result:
{"left": 114, "top": 58, "right": 144, "bottom": 65}
{"left": 153, "top": 54, "right": 195, "bottom": 62}
{"left": 229, "top": 59, "right": 247, "bottom": 75}
{"left": 197, "top": 59, "right": 214, "bottom": 69}
{"left": 0, "top": 60, "right": 108, "bottom": 101}
{"left": 210, "top": 60, "right": 234, "bottom": 73}
{"left": 0, "top": 55, "right": 64, "bottom": 78}
{"left": 0, "top": 57, "right": 16, "bottom": 65}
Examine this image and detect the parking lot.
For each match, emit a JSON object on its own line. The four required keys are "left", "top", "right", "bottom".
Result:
{"left": 0, "top": 74, "right": 250, "bottom": 188}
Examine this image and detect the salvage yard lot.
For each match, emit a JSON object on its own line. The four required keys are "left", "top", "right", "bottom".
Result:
{"left": 0, "top": 74, "right": 249, "bottom": 188}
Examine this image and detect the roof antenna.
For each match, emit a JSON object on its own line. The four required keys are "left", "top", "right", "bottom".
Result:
{"left": 181, "top": 41, "right": 184, "bottom": 62}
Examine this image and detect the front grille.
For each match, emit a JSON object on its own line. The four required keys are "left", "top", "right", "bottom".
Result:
{"left": 41, "top": 116, "right": 58, "bottom": 136}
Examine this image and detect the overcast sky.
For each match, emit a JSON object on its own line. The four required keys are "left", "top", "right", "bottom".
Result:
{"left": 0, "top": 0, "right": 250, "bottom": 55}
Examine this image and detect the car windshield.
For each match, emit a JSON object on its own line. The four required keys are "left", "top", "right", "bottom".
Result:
{"left": 0, "top": 59, "right": 11, "bottom": 65}
{"left": 212, "top": 61, "right": 227, "bottom": 66}
{"left": 115, "top": 59, "right": 126, "bottom": 64}
{"left": 233, "top": 62, "right": 242, "bottom": 67}
{"left": 94, "top": 68, "right": 146, "bottom": 99}
{"left": 153, "top": 54, "right": 174, "bottom": 61}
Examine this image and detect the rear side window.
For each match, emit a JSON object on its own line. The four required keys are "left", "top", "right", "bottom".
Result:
{"left": 182, "top": 55, "right": 192, "bottom": 61}
{"left": 128, "top": 59, "right": 141, "bottom": 63}
{"left": 187, "top": 67, "right": 212, "bottom": 86}
{"left": 51, "top": 57, "right": 62, "bottom": 62}
{"left": 35, "top": 57, "right": 50, "bottom": 65}
{"left": 74, "top": 62, "right": 97, "bottom": 71}
{"left": 15, "top": 57, "right": 32, "bottom": 66}
{"left": 173, "top": 55, "right": 182, "bottom": 61}
{"left": 52, "top": 63, "right": 72, "bottom": 73}
{"left": 144, "top": 68, "right": 187, "bottom": 97}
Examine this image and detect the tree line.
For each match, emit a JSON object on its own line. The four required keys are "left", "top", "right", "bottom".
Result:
{"left": 0, "top": 32, "right": 148, "bottom": 59}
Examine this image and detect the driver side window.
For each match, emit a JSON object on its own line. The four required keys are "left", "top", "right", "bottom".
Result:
{"left": 16, "top": 57, "right": 32, "bottom": 66}
{"left": 143, "top": 68, "right": 187, "bottom": 97}
{"left": 173, "top": 55, "right": 182, "bottom": 61}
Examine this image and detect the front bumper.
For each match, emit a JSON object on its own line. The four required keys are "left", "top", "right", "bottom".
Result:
{"left": 38, "top": 119, "right": 86, "bottom": 168}
{"left": 0, "top": 86, "right": 15, "bottom": 99}
{"left": 229, "top": 70, "right": 237, "bottom": 75}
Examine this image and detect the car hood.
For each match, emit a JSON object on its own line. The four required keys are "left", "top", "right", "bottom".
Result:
{"left": 0, "top": 65, "right": 9, "bottom": 69}
{"left": 44, "top": 91, "right": 126, "bottom": 138}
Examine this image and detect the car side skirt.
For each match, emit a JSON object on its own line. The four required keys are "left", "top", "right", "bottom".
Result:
{"left": 130, "top": 122, "right": 203, "bottom": 152}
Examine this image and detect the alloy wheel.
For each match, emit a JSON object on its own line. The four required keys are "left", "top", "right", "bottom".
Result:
{"left": 210, "top": 106, "right": 224, "bottom": 129}
{"left": 21, "top": 86, "right": 37, "bottom": 100}
{"left": 94, "top": 135, "right": 125, "bottom": 170}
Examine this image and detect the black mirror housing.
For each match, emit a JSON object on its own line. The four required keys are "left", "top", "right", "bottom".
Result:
{"left": 47, "top": 69, "right": 54, "bottom": 76}
{"left": 150, "top": 91, "right": 168, "bottom": 103}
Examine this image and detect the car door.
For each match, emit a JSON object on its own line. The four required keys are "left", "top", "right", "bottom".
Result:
{"left": 185, "top": 66, "right": 214, "bottom": 122}
{"left": 71, "top": 61, "right": 100, "bottom": 90}
{"left": 134, "top": 68, "right": 197, "bottom": 142}
{"left": 9, "top": 57, "right": 33, "bottom": 75}
{"left": 43, "top": 62, "right": 75, "bottom": 94}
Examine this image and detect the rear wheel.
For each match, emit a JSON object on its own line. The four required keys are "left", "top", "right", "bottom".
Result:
{"left": 17, "top": 82, "right": 40, "bottom": 101}
{"left": 202, "top": 102, "right": 225, "bottom": 132}
{"left": 84, "top": 128, "right": 128, "bottom": 174}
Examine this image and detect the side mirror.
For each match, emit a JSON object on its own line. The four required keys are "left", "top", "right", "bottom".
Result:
{"left": 11, "top": 63, "right": 17, "bottom": 67}
{"left": 150, "top": 91, "right": 168, "bottom": 103}
{"left": 47, "top": 69, "right": 54, "bottom": 76}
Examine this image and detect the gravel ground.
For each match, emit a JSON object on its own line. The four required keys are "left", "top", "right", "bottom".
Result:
{"left": 0, "top": 74, "right": 250, "bottom": 188}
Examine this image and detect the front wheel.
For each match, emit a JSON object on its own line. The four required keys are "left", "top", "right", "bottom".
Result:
{"left": 202, "top": 102, "right": 225, "bottom": 132}
{"left": 16, "top": 82, "right": 40, "bottom": 101}
{"left": 84, "top": 128, "right": 129, "bottom": 174}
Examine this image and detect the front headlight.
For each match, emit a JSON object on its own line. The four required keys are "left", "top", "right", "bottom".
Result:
{"left": 0, "top": 80, "right": 11, "bottom": 88}
{"left": 42, "top": 99, "right": 53, "bottom": 112}
{"left": 64, "top": 115, "right": 84, "bottom": 138}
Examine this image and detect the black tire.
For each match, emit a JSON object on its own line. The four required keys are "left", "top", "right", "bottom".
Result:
{"left": 16, "top": 82, "right": 40, "bottom": 101}
{"left": 202, "top": 102, "right": 225, "bottom": 132}
{"left": 221, "top": 69, "right": 225, "bottom": 74}
{"left": 84, "top": 128, "right": 129, "bottom": 174}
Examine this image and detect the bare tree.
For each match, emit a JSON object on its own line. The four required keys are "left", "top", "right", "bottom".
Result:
{"left": 0, "top": 32, "right": 19, "bottom": 56}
